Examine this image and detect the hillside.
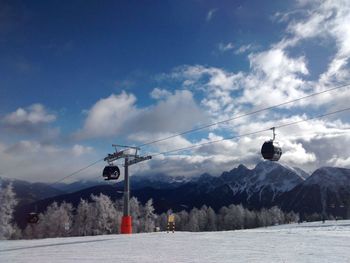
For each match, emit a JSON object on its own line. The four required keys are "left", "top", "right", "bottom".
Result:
{"left": 1, "top": 220, "right": 350, "bottom": 263}
{"left": 279, "top": 167, "right": 350, "bottom": 219}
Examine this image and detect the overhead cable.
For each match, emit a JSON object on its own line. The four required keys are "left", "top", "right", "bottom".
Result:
{"left": 151, "top": 107, "right": 350, "bottom": 157}
{"left": 138, "top": 83, "right": 350, "bottom": 148}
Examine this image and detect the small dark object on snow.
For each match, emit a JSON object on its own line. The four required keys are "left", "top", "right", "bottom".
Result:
{"left": 27, "top": 212, "right": 39, "bottom": 224}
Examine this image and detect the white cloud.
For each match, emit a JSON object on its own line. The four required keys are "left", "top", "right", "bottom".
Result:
{"left": 150, "top": 88, "right": 172, "bottom": 100}
{"left": 206, "top": 8, "right": 218, "bottom": 22}
{"left": 150, "top": 0, "right": 350, "bottom": 175}
{"left": 76, "top": 91, "right": 139, "bottom": 139}
{"left": 277, "top": 0, "right": 350, "bottom": 86}
{"left": 328, "top": 156, "right": 350, "bottom": 167}
{"left": 3, "top": 104, "right": 56, "bottom": 126}
{"left": 218, "top": 42, "right": 235, "bottom": 52}
{"left": 77, "top": 90, "right": 207, "bottom": 140}
{"left": 235, "top": 44, "right": 255, "bottom": 54}
{"left": 72, "top": 144, "right": 94, "bottom": 156}
{"left": 0, "top": 140, "right": 97, "bottom": 182}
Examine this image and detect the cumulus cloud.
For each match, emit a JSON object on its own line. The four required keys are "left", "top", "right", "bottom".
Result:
{"left": 277, "top": 0, "right": 350, "bottom": 85}
{"left": 3, "top": 104, "right": 55, "bottom": 125}
{"left": 77, "top": 89, "right": 207, "bottom": 140}
{"left": 138, "top": 116, "right": 350, "bottom": 176}
{"left": 0, "top": 140, "right": 97, "bottom": 182}
{"left": 2, "top": 104, "right": 56, "bottom": 132}
{"left": 150, "top": 88, "right": 172, "bottom": 100}
{"left": 76, "top": 92, "right": 139, "bottom": 139}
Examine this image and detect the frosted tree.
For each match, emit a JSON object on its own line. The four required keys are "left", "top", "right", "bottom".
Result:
{"left": 130, "top": 197, "right": 141, "bottom": 233}
{"left": 156, "top": 212, "right": 168, "bottom": 231}
{"left": 198, "top": 205, "right": 208, "bottom": 231}
{"left": 0, "top": 183, "right": 18, "bottom": 239}
{"left": 243, "top": 209, "right": 258, "bottom": 229}
{"left": 176, "top": 210, "right": 189, "bottom": 231}
{"left": 217, "top": 206, "right": 229, "bottom": 230}
{"left": 257, "top": 208, "right": 271, "bottom": 227}
{"left": 219, "top": 204, "right": 246, "bottom": 230}
{"left": 142, "top": 199, "right": 156, "bottom": 232}
{"left": 285, "top": 211, "right": 299, "bottom": 224}
{"left": 223, "top": 205, "right": 236, "bottom": 230}
{"left": 206, "top": 207, "right": 217, "bottom": 231}
{"left": 72, "top": 198, "right": 95, "bottom": 236}
{"left": 45, "top": 202, "right": 73, "bottom": 237}
{"left": 90, "top": 194, "right": 119, "bottom": 235}
{"left": 268, "top": 206, "right": 285, "bottom": 225}
{"left": 29, "top": 202, "right": 73, "bottom": 238}
{"left": 234, "top": 204, "right": 245, "bottom": 229}
{"left": 187, "top": 207, "right": 200, "bottom": 232}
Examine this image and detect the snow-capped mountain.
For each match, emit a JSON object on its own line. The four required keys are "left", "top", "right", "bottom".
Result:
{"left": 221, "top": 161, "right": 307, "bottom": 198}
{"left": 200, "top": 161, "right": 308, "bottom": 209}
{"left": 304, "top": 167, "right": 350, "bottom": 190}
{"left": 280, "top": 167, "right": 350, "bottom": 219}
{"left": 128, "top": 173, "right": 194, "bottom": 190}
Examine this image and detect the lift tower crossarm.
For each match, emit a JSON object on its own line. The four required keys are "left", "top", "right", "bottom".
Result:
{"left": 127, "top": 156, "right": 152, "bottom": 166}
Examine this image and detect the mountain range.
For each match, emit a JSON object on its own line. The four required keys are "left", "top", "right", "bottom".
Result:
{"left": 8, "top": 161, "right": 350, "bottom": 228}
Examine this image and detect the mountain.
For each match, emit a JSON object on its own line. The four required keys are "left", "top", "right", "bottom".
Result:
{"left": 53, "top": 180, "right": 110, "bottom": 193}
{"left": 0, "top": 178, "right": 66, "bottom": 206}
{"left": 217, "top": 161, "right": 308, "bottom": 208}
{"left": 280, "top": 167, "right": 350, "bottom": 219}
{"left": 128, "top": 173, "right": 194, "bottom": 190}
{"left": 16, "top": 162, "right": 350, "bottom": 228}
{"left": 15, "top": 161, "right": 307, "bottom": 224}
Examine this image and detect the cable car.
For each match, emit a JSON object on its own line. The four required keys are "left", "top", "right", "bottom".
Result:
{"left": 261, "top": 127, "right": 282, "bottom": 161}
{"left": 27, "top": 212, "right": 39, "bottom": 224}
{"left": 102, "top": 165, "right": 121, "bottom": 180}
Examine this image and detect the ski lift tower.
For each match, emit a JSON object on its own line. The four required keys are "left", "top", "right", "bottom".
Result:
{"left": 104, "top": 144, "right": 152, "bottom": 234}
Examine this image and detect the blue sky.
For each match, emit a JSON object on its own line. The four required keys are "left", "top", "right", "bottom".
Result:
{"left": 1, "top": 0, "right": 350, "bottom": 182}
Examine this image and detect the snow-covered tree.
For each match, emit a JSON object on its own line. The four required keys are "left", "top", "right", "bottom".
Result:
{"left": 90, "top": 194, "right": 119, "bottom": 235}
{"left": 176, "top": 210, "right": 189, "bottom": 231}
{"left": 0, "top": 183, "right": 18, "bottom": 239}
{"left": 130, "top": 197, "right": 141, "bottom": 233}
{"left": 72, "top": 198, "right": 95, "bottom": 236}
{"left": 37, "top": 202, "right": 73, "bottom": 238}
{"left": 142, "top": 199, "right": 156, "bottom": 232}
{"left": 155, "top": 212, "right": 168, "bottom": 231}
{"left": 206, "top": 207, "right": 217, "bottom": 231}
{"left": 268, "top": 206, "right": 285, "bottom": 225}
{"left": 187, "top": 207, "right": 200, "bottom": 232}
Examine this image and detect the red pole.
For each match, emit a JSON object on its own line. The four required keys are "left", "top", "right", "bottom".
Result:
{"left": 121, "top": 216, "right": 132, "bottom": 234}
{"left": 121, "top": 157, "right": 132, "bottom": 234}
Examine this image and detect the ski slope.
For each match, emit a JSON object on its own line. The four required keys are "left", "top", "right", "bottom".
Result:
{"left": 1, "top": 220, "right": 350, "bottom": 263}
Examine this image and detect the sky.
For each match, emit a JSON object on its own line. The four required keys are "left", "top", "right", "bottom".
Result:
{"left": 0, "top": 0, "right": 350, "bottom": 183}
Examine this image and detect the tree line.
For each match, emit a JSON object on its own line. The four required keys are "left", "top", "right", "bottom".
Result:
{"left": 1, "top": 183, "right": 300, "bottom": 240}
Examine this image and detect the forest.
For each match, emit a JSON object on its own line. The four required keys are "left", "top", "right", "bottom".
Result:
{"left": 1, "top": 183, "right": 299, "bottom": 239}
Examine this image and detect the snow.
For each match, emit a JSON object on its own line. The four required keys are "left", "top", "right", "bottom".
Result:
{"left": 1, "top": 220, "right": 350, "bottom": 262}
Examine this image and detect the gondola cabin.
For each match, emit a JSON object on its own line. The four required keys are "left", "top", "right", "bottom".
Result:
{"left": 102, "top": 165, "right": 121, "bottom": 180}
{"left": 27, "top": 212, "right": 39, "bottom": 224}
{"left": 261, "top": 127, "right": 282, "bottom": 161}
{"left": 261, "top": 140, "right": 282, "bottom": 161}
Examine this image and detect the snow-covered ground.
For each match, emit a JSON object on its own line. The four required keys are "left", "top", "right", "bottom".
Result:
{"left": 1, "top": 220, "right": 350, "bottom": 263}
